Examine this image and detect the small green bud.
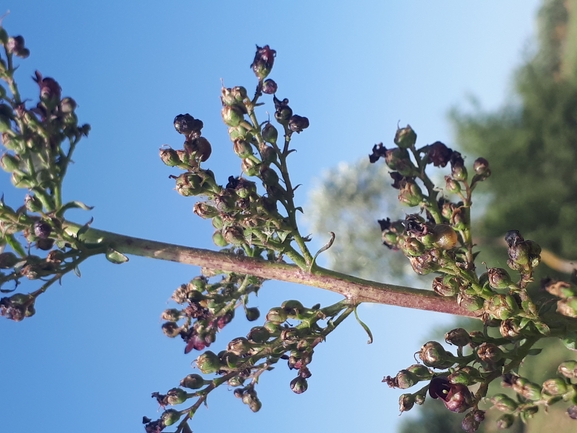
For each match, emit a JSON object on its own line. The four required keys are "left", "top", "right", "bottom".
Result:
{"left": 212, "top": 230, "right": 228, "bottom": 247}
{"left": 195, "top": 351, "right": 221, "bottom": 374}
{"left": 223, "top": 226, "right": 245, "bottom": 246}
{"left": 161, "top": 308, "right": 182, "bottom": 322}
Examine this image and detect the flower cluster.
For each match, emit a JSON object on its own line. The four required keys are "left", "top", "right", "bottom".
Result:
{"left": 0, "top": 23, "right": 99, "bottom": 319}
{"left": 375, "top": 126, "right": 577, "bottom": 431}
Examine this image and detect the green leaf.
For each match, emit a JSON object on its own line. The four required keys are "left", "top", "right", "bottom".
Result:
{"left": 354, "top": 306, "right": 373, "bottom": 344}
{"left": 527, "top": 348, "right": 542, "bottom": 356}
{"left": 105, "top": 248, "right": 128, "bottom": 264}
{"left": 5, "top": 234, "right": 26, "bottom": 257}
{"left": 56, "top": 200, "right": 94, "bottom": 218}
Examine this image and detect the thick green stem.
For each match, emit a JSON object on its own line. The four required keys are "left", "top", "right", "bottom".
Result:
{"left": 64, "top": 221, "right": 477, "bottom": 317}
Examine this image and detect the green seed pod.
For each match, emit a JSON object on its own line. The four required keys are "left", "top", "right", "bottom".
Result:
{"left": 399, "top": 393, "right": 415, "bottom": 412}
{"left": 261, "top": 122, "right": 278, "bottom": 144}
{"left": 161, "top": 308, "right": 182, "bottom": 322}
{"left": 227, "top": 337, "right": 251, "bottom": 356}
{"left": 241, "top": 158, "right": 259, "bottom": 177}
{"left": 418, "top": 341, "right": 454, "bottom": 368}
{"left": 491, "top": 394, "right": 518, "bottom": 412}
{"left": 395, "top": 370, "right": 420, "bottom": 389}
{"left": 259, "top": 145, "right": 277, "bottom": 164}
{"left": 444, "top": 176, "right": 461, "bottom": 194}
{"left": 223, "top": 226, "right": 245, "bottom": 246}
{"left": 406, "top": 364, "right": 433, "bottom": 380}
{"left": 221, "top": 105, "right": 244, "bottom": 127}
{"left": 431, "top": 224, "right": 458, "bottom": 250}
{"left": 487, "top": 267, "right": 513, "bottom": 290}
{"left": 166, "top": 387, "right": 188, "bottom": 405}
{"left": 558, "top": 361, "right": 577, "bottom": 379}
{"left": 180, "top": 374, "right": 205, "bottom": 390}
{"left": 541, "top": 378, "right": 568, "bottom": 396}
{"left": 161, "top": 409, "right": 181, "bottom": 426}
{"left": 195, "top": 351, "right": 221, "bottom": 374}
{"left": 444, "top": 328, "right": 471, "bottom": 347}
{"left": 0, "top": 153, "right": 20, "bottom": 172}
{"left": 394, "top": 124, "right": 417, "bottom": 149}
{"left": 247, "top": 326, "right": 270, "bottom": 343}
{"left": 233, "top": 139, "right": 253, "bottom": 158}
{"left": 496, "top": 414, "right": 515, "bottom": 429}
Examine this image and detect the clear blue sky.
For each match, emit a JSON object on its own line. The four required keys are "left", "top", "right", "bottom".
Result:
{"left": 1, "top": 1, "right": 540, "bottom": 432}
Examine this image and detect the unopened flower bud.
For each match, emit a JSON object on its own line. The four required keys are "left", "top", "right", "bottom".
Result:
{"left": 0, "top": 252, "right": 18, "bottom": 269}
{"left": 290, "top": 376, "right": 308, "bottom": 394}
{"left": 174, "top": 113, "right": 203, "bottom": 136}
{"left": 407, "top": 364, "right": 433, "bottom": 380}
{"left": 159, "top": 147, "right": 181, "bottom": 167}
{"left": 33, "top": 220, "right": 51, "bottom": 239}
{"left": 395, "top": 370, "right": 420, "bottom": 389}
{"left": 161, "top": 322, "right": 181, "bottom": 338}
{"left": 227, "top": 337, "right": 251, "bottom": 356}
{"left": 450, "top": 152, "right": 467, "bottom": 181}
{"left": 273, "top": 95, "right": 292, "bottom": 124}
{"left": 288, "top": 115, "right": 309, "bottom": 133}
{"left": 7, "top": 36, "right": 29, "bottom": 58}
{"left": 266, "top": 306, "right": 288, "bottom": 324}
{"left": 487, "top": 267, "right": 513, "bottom": 290}
{"left": 251, "top": 45, "right": 276, "bottom": 80}
{"left": 262, "top": 78, "right": 278, "bottom": 94}
{"left": 473, "top": 157, "right": 490, "bottom": 177}
{"left": 212, "top": 230, "right": 228, "bottom": 247}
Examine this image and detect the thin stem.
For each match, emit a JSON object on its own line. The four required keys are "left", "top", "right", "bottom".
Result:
{"left": 63, "top": 221, "right": 477, "bottom": 317}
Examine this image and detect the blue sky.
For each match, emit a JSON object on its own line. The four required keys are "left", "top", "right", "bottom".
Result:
{"left": 1, "top": 1, "right": 540, "bottom": 432}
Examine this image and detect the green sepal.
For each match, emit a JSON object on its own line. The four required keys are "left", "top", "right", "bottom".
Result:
{"left": 76, "top": 217, "right": 94, "bottom": 238}
{"left": 105, "top": 248, "right": 129, "bottom": 264}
